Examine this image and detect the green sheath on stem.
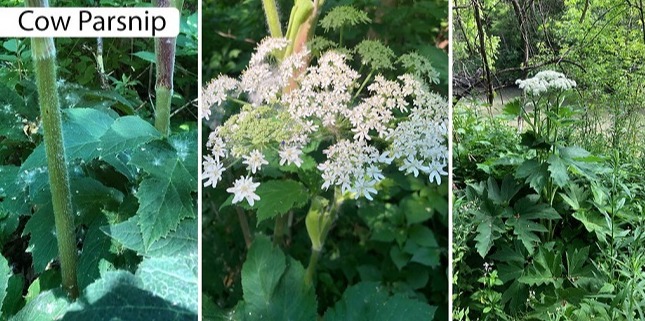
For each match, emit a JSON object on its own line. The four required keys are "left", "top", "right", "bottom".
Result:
{"left": 27, "top": 0, "right": 78, "bottom": 299}
{"left": 153, "top": 0, "right": 183, "bottom": 136}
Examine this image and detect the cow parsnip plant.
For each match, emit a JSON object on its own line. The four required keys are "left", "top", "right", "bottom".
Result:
{"left": 0, "top": 0, "right": 197, "bottom": 320}
{"left": 454, "top": 71, "right": 645, "bottom": 320}
{"left": 201, "top": 2, "right": 447, "bottom": 319}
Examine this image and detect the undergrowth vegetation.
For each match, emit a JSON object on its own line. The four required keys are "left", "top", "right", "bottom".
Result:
{"left": 0, "top": 0, "right": 198, "bottom": 319}
{"left": 453, "top": 0, "right": 645, "bottom": 318}
{"left": 453, "top": 71, "right": 645, "bottom": 320}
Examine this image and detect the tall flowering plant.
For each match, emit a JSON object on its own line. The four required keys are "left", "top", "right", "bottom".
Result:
{"left": 201, "top": 5, "right": 448, "bottom": 317}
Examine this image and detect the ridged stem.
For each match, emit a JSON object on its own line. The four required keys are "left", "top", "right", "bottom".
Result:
{"left": 27, "top": 0, "right": 79, "bottom": 299}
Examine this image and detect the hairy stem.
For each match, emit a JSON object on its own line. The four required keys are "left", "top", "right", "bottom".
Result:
{"left": 262, "top": 0, "right": 283, "bottom": 39}
{"left": 153, "top": 0, "right": 183, "bottom": 136}
{"left": 27, "top": 0, "right": 78, "bottom": 299}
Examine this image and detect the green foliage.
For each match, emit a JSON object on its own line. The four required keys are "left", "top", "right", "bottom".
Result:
{"left": 322, "top": 282, "right": 436, "bottom": 321}
{"left": 319, "top": 5, "right": 371, "bottom": 32}
{"left": 355, "top": 40, "right": 395, "bottom": 70}
{"left": 202, "top": 2, "right": 448, "bottom": 320}
{"left": 0, "top": 0, "right": 197, "bottom": 317}
{"left": 233, "top": 236, "right": 317, "bottom": 320}
{"left": 454, "top": 71, "right": 645, "bottom": 320}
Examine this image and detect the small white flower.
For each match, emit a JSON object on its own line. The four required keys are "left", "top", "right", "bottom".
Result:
{"left": 242, "top": 149, "right": 269, "bottom": 174}
{"left": 399, "top": 156, "right": 429, "bottom": 177}
{"left": 427, "top": 160, "right": 447, "bottom": 185}
{"left": 365, "top": 165, "right": 384, "bottom": 181}
{"left": 279, "top": 145, "right": 303, "bottom": 167}
{"left": 353, "top": 177, "right": 378, "bottom": 201}
{"left": 202, "top": 155, "right": 224, "bottom": 188}
{"left": 226, "top": 176, "right": 261, "bottom": 206}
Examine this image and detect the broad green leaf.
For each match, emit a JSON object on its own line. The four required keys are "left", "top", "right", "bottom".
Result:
{"left": 0, "top": 84, "right": 30, "bottom": 143}
{"left": 21, "top": 108, "right": 115, "bottom": 170}
{"left": 405, "top": 268, "right": 430, "bottom": 289}
{"left": 249, "top": 258, "right": 317, "bottom": 320}
{"left": 24, "top": 178, "right": 124, "bottom": 273}
{"left": 486, "top": 175, "right": 521, "bottom": 205}
{"left": 515, "top": 158, "right": 548, "bottom": 193}
{"left": 250, "top": 180, "right": 309, "bottom": 224}
{"left": 241, "top": 235, "right": 286, "bottom": 311}
{"left": 566, "top": 246, "right": 591, "bottom": 279}
{"left": 401, "top": 195, "right": 433, "bottom": 225}
{"left": 410, "top": 246, "right": 441, "bottom": 268}
{"left": 25, "top": 269, "right": 61, "bottom": 305}
{"left": 23, "top": 204, "right": 57, "bottom": 273}
{"left": 408, "top": 225, "right": 439, "bottom": 248}
{"left": 322, "top": 282, "right": 436, "bottom": 321}
{"left": 9, "top": 289, "right": 69, "bottom": 321}
{"left": 547, "top": 154, "right": 569, "bottom": 187}
{"left": 558, "top": 146, "right": 606, "bottom": 180}
{"left": 0, "top": 166, "right": 24, "bottom": 242}
{"left": 559, "top": 184, "right": 588, "bottom": 211}
{"left": 136, "top": 253, "right": 198, "bottom": 314}
{"left": 572, "top": 210, "right": 609, "bottom": 243}
{"left": 236, "top": 235, "right": 317, "bottom": 320}
{"left": 131, "top": 140, "right": 195, "bottom": 183}
{"left": 99, "top": 116, "right": 162, "bottom": 156}
{"left": 389, "top": 246, "right": 410, "bottom": 270}
{"left": 135, "top": 158, "right": 196, "bottom": 249}
{"left": 63, "top": 271, "right": 195, "bottom": 320}
{"left": 473, "top": 206, "right": 504, "bottom": 258}
{"left": 2, "top": 275, "right": 23, "bottom": 316}
{"left": 102, "top": 217, "right": 197, "bottom": 257}
{"left": 518, "top": 247, "right": 563, "bottom": 287}
{"left": 168, "top": 132, "right": 199, "bottom": 181}
{"left": 74, "top": 89, "right": 136, "bottom": 114}
{"left": 78, "top": 219, "right": 114, "bottom": 290}
{"left": 507, "top": 196, "right": 560, "bottom": 254}
{"left": 0, "top": 255, "right": 10, "bottom": 312}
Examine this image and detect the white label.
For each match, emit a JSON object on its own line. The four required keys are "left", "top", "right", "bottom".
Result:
{"left": 0, "top": 8, "right": 180, "bottom": 38}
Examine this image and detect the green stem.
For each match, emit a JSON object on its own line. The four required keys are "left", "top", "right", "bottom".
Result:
{"left": 28, "top": 0, "right": 78, "bottom": 299}
{"left": 304, "top": 248, "right": 321, "bottom": 287}
{"left": 262, "top": 0, "right": 283, "bottom": 39}
{"left": 153, "top": 0, "right": 183, "bottom": 136}
{"left": 353, "top": 69, "right": 375, "bottom": 100}
{"left": 273, "top": 213, "right": 287, "bottom": 246}
{"left": 236, "top": 207, "right": 253, "bottom": 249}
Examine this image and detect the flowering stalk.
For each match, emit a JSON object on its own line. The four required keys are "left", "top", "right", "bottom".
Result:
{"left": 154, "top": 0, "right": 183, "bottom": 136}
{"left": 27, "top": 0, "right": 78, "bottom": 299}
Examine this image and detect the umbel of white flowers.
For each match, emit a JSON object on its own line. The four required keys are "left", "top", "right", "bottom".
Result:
{"left": 202, "top": 37, "right": 448, "bottom": 206}
{"left": 515, "top": 70, "right": 577, "bottom": 96}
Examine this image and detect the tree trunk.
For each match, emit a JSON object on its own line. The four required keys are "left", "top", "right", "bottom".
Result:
{"left": 472, "top": 0, "right": 494, "bottom": 104}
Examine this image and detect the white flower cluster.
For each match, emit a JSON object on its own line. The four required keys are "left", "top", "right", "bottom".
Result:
{"left": 201, "top": 76, "right": 238, "bottom": 120}
{"left": 317, "top": 140, "right": 393, "bottom": 200}
{"left": 201, "top": 37, "right": 448, "bottom": 206}
{"left": 515, "top": 70, "right": 577, "bottom": 96}
{"left": 283, "top": 51, "right": 360, "bottom": 127}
